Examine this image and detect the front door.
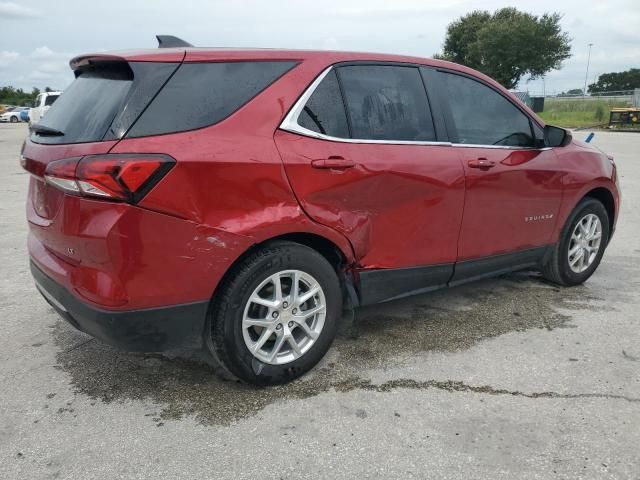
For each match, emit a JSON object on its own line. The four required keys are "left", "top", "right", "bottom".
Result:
{"left": 436, "top": 71, "right": 564, "bottom": 263}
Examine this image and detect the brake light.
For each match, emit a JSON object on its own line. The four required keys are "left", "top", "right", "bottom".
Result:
{"left": 44, "top": 154, "right": 175, "bottom": 203}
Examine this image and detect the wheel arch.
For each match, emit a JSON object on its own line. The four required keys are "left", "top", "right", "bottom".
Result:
{"left": 554, "top": 181, "right": 618, "bottom": 245}
{"left": 583, "top": 187, "right": 616, "bottom": 240}
{"left": 209, "top": 231, "right": 356, "bottom": 309}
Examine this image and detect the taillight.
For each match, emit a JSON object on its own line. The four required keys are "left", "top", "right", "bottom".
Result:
{"left": 43, "top": 154, "right": 175, "bottom": 203}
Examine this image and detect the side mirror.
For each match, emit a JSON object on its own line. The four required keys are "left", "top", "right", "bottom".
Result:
{"left": 544, "top": 125, "right": 572, "bottom": 148}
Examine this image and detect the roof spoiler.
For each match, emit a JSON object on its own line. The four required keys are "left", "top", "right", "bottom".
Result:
{"left": 156, "top": 35, "right": 193, "bottom": 48}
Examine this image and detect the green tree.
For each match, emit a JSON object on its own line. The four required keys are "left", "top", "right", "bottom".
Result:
{"left": 588, "top": 69, "right": 640, "bottom": 93}
{"left": 436, "top": 8, "right": 572, "bottom": 89}
{"left": 0, "top": 86, "right": 40, "bottom": 106}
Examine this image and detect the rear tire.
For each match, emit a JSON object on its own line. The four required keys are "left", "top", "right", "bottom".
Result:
{"left": 205, "top": 242, "right": 341, "bottom": 385}
{"left": 542, "top": 198, "right": 609, "bottom": 286}
{"left": 10, "top": 116, "right": 18, "bottom": 123}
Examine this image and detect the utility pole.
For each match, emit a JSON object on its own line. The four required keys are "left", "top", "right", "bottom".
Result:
{"left": 583, "top": 43, "right": 593, "bottom": 97}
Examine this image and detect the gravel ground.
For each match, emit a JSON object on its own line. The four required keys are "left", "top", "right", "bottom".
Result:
{"left": 1, "top": 123, "right": 638, "bottom": 479}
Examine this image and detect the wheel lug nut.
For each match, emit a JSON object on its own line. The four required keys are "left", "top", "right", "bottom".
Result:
{"left": 282, "top": 301, "right": 288, "bottom": 308}
{"left": 288, "top": 321, "right": 294, "bottom": 328}
{"left": 276, "top": 323, "right": 282, "bottom": 330}
{"left": 292, "top": 308, "right": 297, "bottom": 314}
{"left": 272, "top": 311, "right": 279, "bottom": 318}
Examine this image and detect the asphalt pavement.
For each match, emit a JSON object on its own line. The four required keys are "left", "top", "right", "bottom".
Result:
{"left": 1, "top": 123, "right": 638, "bottom": 479}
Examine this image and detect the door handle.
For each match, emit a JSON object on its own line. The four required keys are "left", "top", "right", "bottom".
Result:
{"left": 468, "top": 158, "right": 496, "bottom": 170}
{"left": 311, "top": 156, "right": 355, "bottom": 170}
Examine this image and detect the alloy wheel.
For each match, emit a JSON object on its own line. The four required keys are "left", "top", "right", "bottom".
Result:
{"left": 568, "top": 213, "right": 602, "bottom": 273}
{"left": 242, "top": 269, "right": 326, "bottom": 365}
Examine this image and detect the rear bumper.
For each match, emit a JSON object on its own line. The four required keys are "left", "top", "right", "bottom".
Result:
{"left": 32, "top": 261, "right": 208, "bottom": 353}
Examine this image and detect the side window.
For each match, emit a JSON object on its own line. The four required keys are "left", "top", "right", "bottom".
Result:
{"left": 441, "top": 72, "right": 534, "bottom": 147}
{"left": 337, "top": 65, "right": 435, "bottom": 141}
{"left": 128, "top": 61, "right": 297, "bottom": 137}
{"left": 297, "top": 70, "right": 349, "bottom": 138}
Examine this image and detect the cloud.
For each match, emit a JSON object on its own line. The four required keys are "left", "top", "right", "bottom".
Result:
{"left": 0, "top": 1, "right": 41, "bottom": 18}
{"left": 30, "top": 46, "right": 56, "bottom": 59}
{"left": 0, "top": 51, "right": 20, "bottom": 67}
{"left": 0, "top": 46, "right": 72, "bottom": 90}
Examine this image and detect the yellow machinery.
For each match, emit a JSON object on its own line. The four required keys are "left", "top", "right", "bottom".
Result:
{"left": 609, "top": 108, "right": 640, "bottom": 127}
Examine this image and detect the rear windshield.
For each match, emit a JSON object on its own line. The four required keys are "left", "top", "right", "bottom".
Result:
{"left": 34, "top": 66, "right": 131, "bottom": 144}
{"left": 44, "top": 94, "right": 59, "bottom": 106}
{"left": 32, "top": 60, "right": 297, "bottom": 145}
{"left": 32, "top": 62, "right": 177, "bottom": 145}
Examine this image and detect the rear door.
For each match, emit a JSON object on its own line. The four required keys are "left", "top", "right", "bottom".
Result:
{"left": 275, "top": 63, "right": 465, "bottom": 299}
{"left": 436, "top": 70, "right": 564, "bottom": 264}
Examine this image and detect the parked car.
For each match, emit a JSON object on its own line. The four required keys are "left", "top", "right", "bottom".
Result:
{"left": 0, "top": 107, "right": 27, "bottom": 123}
{"left": 22, "top": 37, "right": 620, "bottom": 385}
{"left": 29, "top": 91, "right": 61, "bottom": 124}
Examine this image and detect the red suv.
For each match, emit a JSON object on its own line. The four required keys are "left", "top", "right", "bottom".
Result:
{"left": 23, "top": 37, "right": 620, "bottom": 385}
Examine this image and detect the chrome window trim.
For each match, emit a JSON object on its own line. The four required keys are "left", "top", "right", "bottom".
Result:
{"left": 452, "top": 143, "right": 552, "bottom": 151}
{"left": 279, "top": 65, "right": 451, "bottom": 147}
{"left": 279, "top": 64, "right": 548, "bottom": 150}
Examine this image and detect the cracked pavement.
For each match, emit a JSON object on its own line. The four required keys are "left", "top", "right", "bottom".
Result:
{"left": 1, "top": 124, "right": 639, "bottom": 479}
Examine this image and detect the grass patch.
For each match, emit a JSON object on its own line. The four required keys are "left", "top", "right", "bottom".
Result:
{"left": 539, "top": 98, "right": 630, "bottom": 128}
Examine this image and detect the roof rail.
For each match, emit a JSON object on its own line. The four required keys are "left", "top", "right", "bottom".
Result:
{"left": 156, "top": 35, "right": 193, "bottom": 48}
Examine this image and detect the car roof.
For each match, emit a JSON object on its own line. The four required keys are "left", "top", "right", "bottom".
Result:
{"left": 72, "top": 47, "right": 460, "bottom": 69}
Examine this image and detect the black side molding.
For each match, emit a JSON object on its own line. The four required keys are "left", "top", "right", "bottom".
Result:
{"left": 357, "top": 263, "right": 453, "bottom": 305}
{"left": 354, "top": 246, "right": 553, "bottom": 306}
{"left": 156, "top": 35, "right": 193, "bottom": 48}
{"left": 449, "top": 246, "right": 549, "bottom": 287}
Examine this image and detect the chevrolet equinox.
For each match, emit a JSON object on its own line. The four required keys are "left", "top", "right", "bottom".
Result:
{"left": 23, "top": 36, "right": 620, "bottom": 385}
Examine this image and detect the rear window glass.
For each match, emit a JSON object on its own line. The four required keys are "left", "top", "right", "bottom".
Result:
{"left": 31, "top": 62, "right": 177, "bottom": 145}
{"left": 33, "top": 65, "right": 132, "bottom": 144}
{"left": 127, "top": 61, "right": 297, "bottom": 138}
{"left": 44, "top": 95, "right": 59, "bottom": 106}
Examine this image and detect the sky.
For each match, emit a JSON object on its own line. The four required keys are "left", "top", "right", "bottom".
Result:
{"left": 0, "top": 0, "right": 638, "bottom": 94}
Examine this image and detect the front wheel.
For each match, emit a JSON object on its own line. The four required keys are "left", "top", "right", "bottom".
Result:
{"left": 542, "top": 198, "right": 610, "bottom": 286}
{"left": 10, "top": 116, "right": 18, "bottom": 123}
{"left": 206, "top": 242, "right": 342, "bottom": 385}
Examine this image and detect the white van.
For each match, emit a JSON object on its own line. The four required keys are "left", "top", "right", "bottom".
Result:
{"left": 29, "top": 91, "right": 61, "bottom": 125}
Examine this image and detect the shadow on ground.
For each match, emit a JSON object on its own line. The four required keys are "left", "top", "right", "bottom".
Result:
{"left": 50, "top": 267, "right": 628, "bottom": 426}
